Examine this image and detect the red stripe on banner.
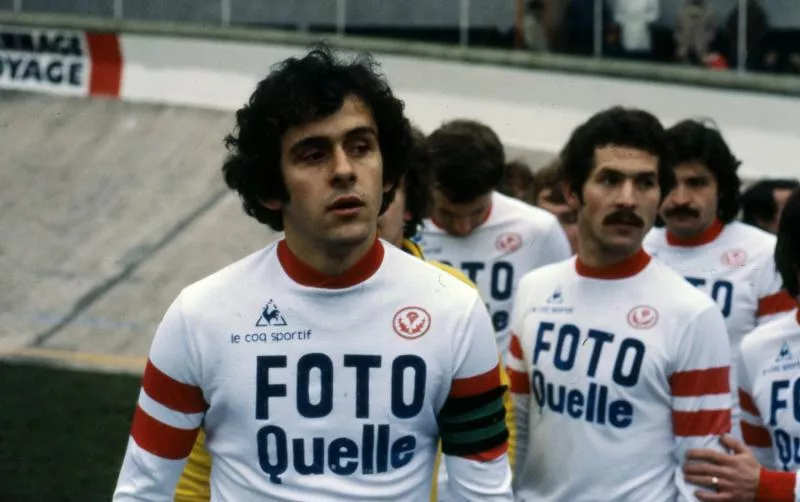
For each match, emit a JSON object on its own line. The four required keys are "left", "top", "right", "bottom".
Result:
{"left": 742, "top": 422, "right": 773, "bottom": 447}
{"left": 669, "top": 366, "right": 729, "bottom": 397}
{"left": 739, "top": 388, "right": 761, "bottom": 417}
{"left": 142, "top": 359, "right": 207, "bottom": 413}
{"left": 130, "top": 405, "right": 199, "bottom": 460}
{"left": 85, "top": 32, "right": 122, "bottom": 97}
{"left": 508, "top": 368, "right": 531, "bottom": 394}
{"left": 758, "top": 290, "right": 796, "bottom": 317}
{"left": 464, "top": 441, "right": 508, "bottom": 462}
{"left": 509, "top": 333, "right": 523, "bottom": 360}
{"left": 672, "top": 409, "right": 731, "bottom": 437}
{"left": 450, "top": 365, "right": 502, "bottom": 398}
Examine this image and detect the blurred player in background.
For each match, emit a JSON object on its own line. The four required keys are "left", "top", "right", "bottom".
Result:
{"left": 682, "top": 187, "right": 800, "bottom": 502}
{"left": 644, "top": 119, "right": 795, "bottom": 438}
{"left": 416, "top": 119, "right": 572, "bottom": 358}
{"left": 508, "top": 107, "right": 732, "bottom": 501}
{"left": 497, "top": 159, "right": 536, "bottom": 204}
{"left": 113, "top": 45, "right": 512, "bottom": 501}
{"left": 741, "top": 178, "right": 799, "bottom": 235}
{"left": 530, "top": 158, "right": 579, "bottom": 254}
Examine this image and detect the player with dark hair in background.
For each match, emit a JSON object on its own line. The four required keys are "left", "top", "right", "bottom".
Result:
{"left": 508, "top": 107, "right": 731, "bottom": 501}
{"left": 497, "top": 159, "right": 536, "bottom": 204}
{"left": 682, "top": 187, "right": 800, "bottom": 502}
{"left": 644, "top": 119, "right": 795, "bottom": 439}
{"left": 741, "top": 178, "right": 799, "bottom": 235}
{"left": 113, "top": 44, "right": 512, "bottom": 501}
{"left": 416, "top": 119, "right": 572, "bottom": 362}
{"left": 530, "top": 158, "right": 579, "bottom": 254}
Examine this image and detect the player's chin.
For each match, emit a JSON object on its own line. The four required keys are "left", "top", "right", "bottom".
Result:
{"left": 326, "top": 220, "right": 376, "bottom": 247}
{"left": 601, "top": 233, "right": 643, "bottom": 254}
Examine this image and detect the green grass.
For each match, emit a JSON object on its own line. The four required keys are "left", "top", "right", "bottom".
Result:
{"left": 0, "top": 362, "right": 142, "bottom": 502}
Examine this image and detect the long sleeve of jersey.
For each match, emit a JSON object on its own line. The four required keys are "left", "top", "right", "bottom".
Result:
{"left": 114, "top": 293, "right": 208, "bottom": 501}
{"left": 670, "top": 305, "right": 733, "bottom": 501}
{"left": 506, "top": 331, "right": 530, "bottom": 491}
{"left": 438, "top": 296, "right": 513, "bottom": 501}
{"left": 756, "top": 257, "right": 795, "bottom": 325}
{"left": 737, "top": 354, "right": 776, "bottom": 469}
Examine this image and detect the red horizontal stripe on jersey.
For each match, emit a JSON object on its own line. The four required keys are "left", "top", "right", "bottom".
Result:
{"left": 758, "top": 291, "right": 796, "bottom": 317}
{"left": 738, "top": 389, "right": 761, "bottom": 417}
{"left": 464, "top": 441, "right": 508, "bottom": 462}
{"left": 669, "top": 366, "right": 729, "bottom": 397}
{"left": 450, "top": 365, "right": 501, "bottom": 398}
{"left": 672, "top": 409, "right": 731, "bottom": 437}
{"left": 143, "top": 359, "right": 207, "bottom": 413}
{"left": 742, "top": 422, "right": 773, "bottom": 447}
{"left": 509, "top": 334, "right": 523, "bottom": 360}
{"left": 130, "top": 405, "right": 199, "bottom": 460}
{"left": 508, "top": 368, "right": 531, "bottom": 394}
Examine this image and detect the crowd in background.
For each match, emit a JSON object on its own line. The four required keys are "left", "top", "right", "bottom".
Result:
{"left": 521, "top": 0, "right": 800, "bottom": 74}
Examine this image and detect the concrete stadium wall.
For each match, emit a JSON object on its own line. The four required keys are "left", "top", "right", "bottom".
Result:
{"left": 2, "top": 22, "right": 800, "bottom": 180}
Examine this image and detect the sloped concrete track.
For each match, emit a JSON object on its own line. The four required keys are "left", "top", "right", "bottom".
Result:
{"left": 0, "top": 91, "right": 272, "bottom": 369}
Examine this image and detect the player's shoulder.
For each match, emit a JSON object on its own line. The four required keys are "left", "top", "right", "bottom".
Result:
{"left": 642, "top": 226, "right": 667, "bottom": 251}
{"left": 425, "top": 259, "right": 477, "bottom": 290}
{"left": 491, "top": 192, "right": 561, "bottom": 232}
{"left": 740, "top": 310, "right": 800, "bottom": 361}
{"left": 517, "top": 257, "right": 576, "bottom": 294}
{"left": 722, "top": 221, "right": 777, "bottom": 258}
{"left": 644, "top": 258, "right": 719, "bottom": 314}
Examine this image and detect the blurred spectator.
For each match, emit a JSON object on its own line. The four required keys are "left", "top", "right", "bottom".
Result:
{"left": 530, "top": 159, "right": 579, "bottom": 253}
{"left": 522, "top": 0, "right": 550, "bottom": 52}
{"left": 612, "top": 0, "right": 660, "bottom": 59}
{"left": 741, "top": 178, "right": 799, "bottom": 234}
{"left": 675, "top": 0, "right": 715, "bottom": 65}
{"left": 563, "top": 0, "right": 614, "bottom": 56}
{"left": 724, "top": 0, "right": 776, "bottom": 72}
{"left": 498, "top": 159, "right": 536, "bottom": 203}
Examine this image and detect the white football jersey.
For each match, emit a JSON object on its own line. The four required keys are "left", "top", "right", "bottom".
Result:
{"left": 113, "top": 239, "right": 513, "bottom": 501}
{"left": 417, "top": 192, "right": 572, "bottom": 356}
{"left": 738, "top": 309, "right": 800, "bottom": 500}
{"left": 644, "top": 220, "right": 795, "bottom": 430}
{"left": 508, "top": 249, "right": 732, "bottom": 501}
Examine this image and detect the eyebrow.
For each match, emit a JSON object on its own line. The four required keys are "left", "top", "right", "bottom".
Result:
{"left": 288, "top": 126, "right": 378, "bottom": 157}
{"left": 595, "top": 166, "right": 657, "bottom": 178}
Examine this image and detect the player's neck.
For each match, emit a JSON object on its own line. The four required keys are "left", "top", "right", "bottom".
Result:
{"left": 281, "top": 230, "right": 380, "bottom": 278}
{"left": 666, "top": 218, "right": 724, "bottom": 246}
{"left": 576, "top": 239, "right": 650, "bottom": 279}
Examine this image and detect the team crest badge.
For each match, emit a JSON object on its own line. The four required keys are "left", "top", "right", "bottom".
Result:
{"left": 721, "top": 249, "right": 747, "bottom": 268}
{"left": 627, "top": 305, "right": 658, "bottom": 329}
{"left": 496, "top": 232, "right": 523, "bottom": 253}
{"left": 393, "top": 306, "right": 431, "bottom": 339}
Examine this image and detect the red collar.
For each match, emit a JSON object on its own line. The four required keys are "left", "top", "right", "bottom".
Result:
{"left": 277, "top": 239, "right": 384, "bottom": 289}
{"left": 666, "top": 218, "right": 724, "bottom": 247}
{"left": 576, "top": 248, "right": 651, "bottom": 280}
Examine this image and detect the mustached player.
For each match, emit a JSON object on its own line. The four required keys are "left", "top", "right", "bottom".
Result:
{"left": 507, "top": 107, "right": 732, "bottom": 501}
{"left": 112, "top": 45, "right": 512, "bottom": 501}
{"left": 644, "top": 120, "right": 795, "bottom": 437}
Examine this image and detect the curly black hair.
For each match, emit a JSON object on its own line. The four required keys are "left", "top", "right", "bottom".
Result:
{"left": 560, "top": 106, "right": 674, "bottom": 202}
{"left": 427, "top": 119, "right": 505, "bottom": 203}
{"left": 741, "top": 178, "right": 799, "bottom": 228}
{"left": 221, "top": 43, "right": 412, "bottom": 231}
{"left": 666, "top": 119, "right": 741, "bottom": 223}
{"left": 775, "top": 187, "right": 800, "bottom": 298}
{"left": 402, "top": 127, "right": 433, "bottom": 239}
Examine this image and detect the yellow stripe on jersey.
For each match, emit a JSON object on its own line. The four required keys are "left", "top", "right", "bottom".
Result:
{"left": 174, "top": 239, "right": 516, "bottom": 502}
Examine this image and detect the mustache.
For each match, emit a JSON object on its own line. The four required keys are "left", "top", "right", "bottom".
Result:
{"left": 663, "top": 205, "right": 700, "bottom": 218}
{"left": 603, "top": 210, "right": 644, "bottom": 227}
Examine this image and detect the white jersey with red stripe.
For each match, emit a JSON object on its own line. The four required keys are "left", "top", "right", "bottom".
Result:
{"left": 507, "top": 249, "right": 732, "bottom": 501}
{"left": 416, "top": 191, "right": 572, "bottom": 357}
{"left": 644, "top": 220, "right": 795, "bottom": 431}
{"left": 112, "top": 239, "right": 513, "bottom": 501}
{"left": 737, "top": 309, "right": 800, "bottom": 499}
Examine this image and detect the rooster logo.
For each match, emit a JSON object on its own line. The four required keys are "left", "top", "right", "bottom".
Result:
{"left": 256, "top": 300, "right": 287, "bottom": 327}
{"left": 393, "top": 307, "right": 431, "bottom": 339}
